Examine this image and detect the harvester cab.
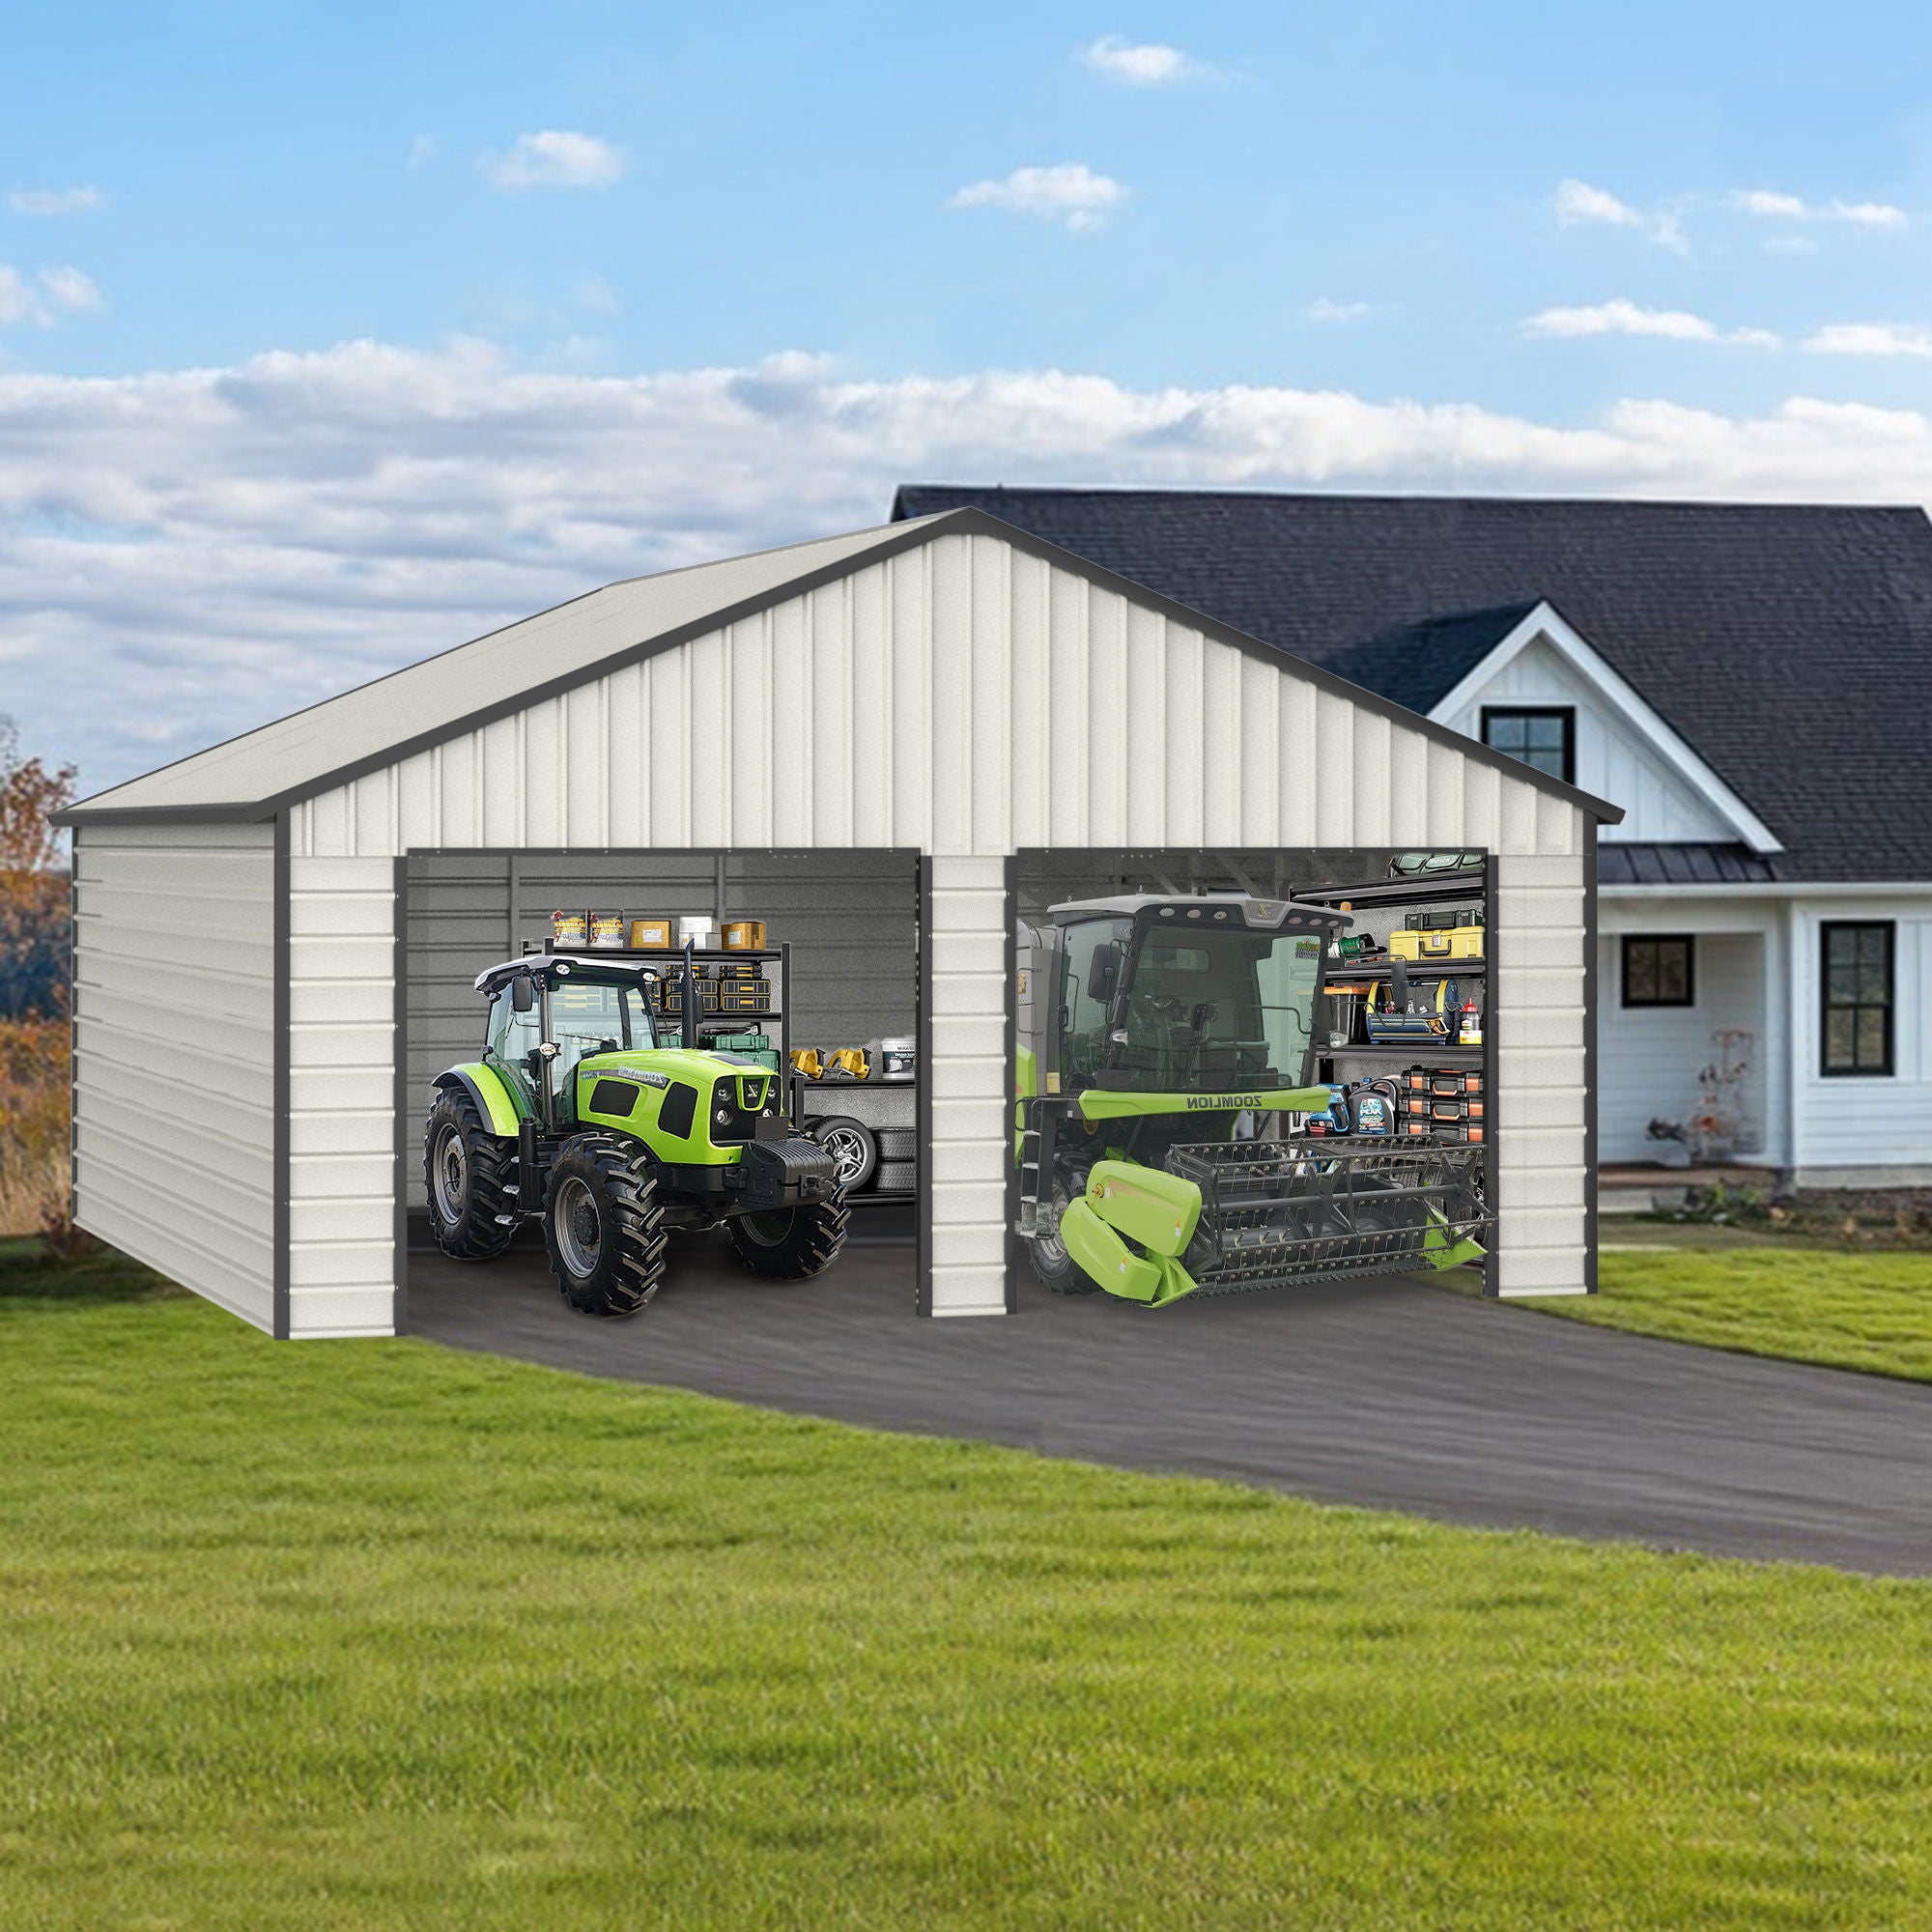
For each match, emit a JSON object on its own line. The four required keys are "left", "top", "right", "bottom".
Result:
{"left": 423, "top": 949, "right": 845, "bottom": 1318}
{"left": 1013, "top": 894, "right": 1488, "bottom": 1306}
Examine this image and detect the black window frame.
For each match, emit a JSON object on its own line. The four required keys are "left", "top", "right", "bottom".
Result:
{"left": 1480, "top": 705, "right": 1577, "bottom": 784}
{"left": 1621, "top": 934, "right": 1696, "bottom": 1009}
{"left": 1820, "top": 921, "right": 1895, "bottom": 1078}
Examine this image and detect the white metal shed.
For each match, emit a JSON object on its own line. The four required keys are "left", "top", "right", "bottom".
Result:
{"left": 58, "top": 507, "right": 1621, "bottom": 1337}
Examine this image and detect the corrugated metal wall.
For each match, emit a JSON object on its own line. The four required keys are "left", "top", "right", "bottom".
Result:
{"left": 289, "top": 529, "right": 1589, "bottom": 1324}
{"left": 71, "top": 820, "right": 279, "bottom": 1329}
{"left": 401, "top": 849, "right": 916, "bottom": 1209}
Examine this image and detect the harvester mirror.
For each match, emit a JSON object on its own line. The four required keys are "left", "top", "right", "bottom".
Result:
{"left": 1086, "top": 942, "right": 1123, "bottom": 1004}
{"left": 510, "top": 973, "right": 535, "bottom": 1013}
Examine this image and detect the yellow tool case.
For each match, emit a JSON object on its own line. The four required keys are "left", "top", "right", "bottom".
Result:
{"left": 1389, "top": 925, "right": 1485, "bottom": 961}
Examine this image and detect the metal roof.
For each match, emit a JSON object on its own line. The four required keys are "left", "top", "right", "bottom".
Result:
{"left": 59, "top": 505, "right": 1622, "bottom": 827}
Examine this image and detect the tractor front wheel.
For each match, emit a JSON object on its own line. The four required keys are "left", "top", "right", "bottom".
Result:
{"left": 423, "top": 1086, "right": 516, "bottom": 1261}
{"left": 1029, "top": 1170, "right": 1098, "bottom": 1293}
{"left": 726, "top": 1194, "right": 849, "bottom": 1280}
{"left": 543, "top": 1133, "right": 668, "bottom": 1318}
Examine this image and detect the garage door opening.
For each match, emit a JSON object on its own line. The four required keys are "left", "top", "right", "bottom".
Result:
{"left": 403, "top": 847, "right": 922, "bottom": 1322}
{"left": 1010, "top": 848, "right": 1495, "bottom": 1309}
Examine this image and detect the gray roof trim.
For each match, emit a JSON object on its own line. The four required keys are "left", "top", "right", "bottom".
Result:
{"left": 57, "top": 504, "right": 1623, "bottom": 827}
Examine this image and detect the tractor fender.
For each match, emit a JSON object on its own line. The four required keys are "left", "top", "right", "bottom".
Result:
{"left": 433, "top": 1064, "right": 522, "bottom": 1139}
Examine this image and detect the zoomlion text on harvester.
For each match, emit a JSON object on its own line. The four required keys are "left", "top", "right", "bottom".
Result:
{"left": 1013, "top": 895, "right": 1488, "bottom": 1306}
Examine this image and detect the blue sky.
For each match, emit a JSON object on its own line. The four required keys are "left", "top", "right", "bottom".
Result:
{"left": 7, "top": 1, "right": 1932, "bottom": 792}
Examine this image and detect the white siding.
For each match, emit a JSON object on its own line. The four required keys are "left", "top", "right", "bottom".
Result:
{"left": 71, "top": 819, "right": 277, "bottom": 1329}
{"left": 286, "top": 531, "right": 1590, "bottom": 1322}
{"left": 1789, "top": 895, "right": 1932, "bottom": 1173}
{"left": 1436, "top": 637, "right": 1733, "bottom": 844}
{"left": 288, "top": 855, "right": 397, "bottom": 1337}
{"left": 1596, "top": 928, "right": 1767, "bottom": 1161}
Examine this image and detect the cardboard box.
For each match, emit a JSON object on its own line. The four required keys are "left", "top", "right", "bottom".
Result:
{"left": 723, "top": 921, "right": 766, "bottom": 951}
{"left": 629, "top": 917, "right": 674, "bottom": 950}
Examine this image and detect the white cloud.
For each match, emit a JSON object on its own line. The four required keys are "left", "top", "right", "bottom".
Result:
{"left": 480, "top": 130, "right": 625, "bottom": 191}
{"left": 408, "top": 134, "right": 438, "bottom": 169}
{"left": 7, "top": 185, "right": 101, "bottom": 216}
{"left": 1522, "top": 298, "right": 1777, "bottom": 347}
{"left": 1804, "top": 322, "right": 1932, "bottom": 359}
{"left": 1078, "top": 36, "right": 1204, "bottom": 84}
{"left": 38, "top": 266, "right": 101, "bottom": 313}
{"left": 1305, "top": 298, "right": 1371, "bottom": 323}
{"left": 0, "top": 263, "right": 104, "bottom": 327}
{"left": 950, "top": 162, "right": 1127, "bottom": 230}
{"left": 1731, "top": 189, "right": 1907, "bottom": 230}
{"left": 1552, "top": 179, "right": 1687, "bottom": 254}
{"left": 14, "top": 340, "right": 1932, "bottom": 793}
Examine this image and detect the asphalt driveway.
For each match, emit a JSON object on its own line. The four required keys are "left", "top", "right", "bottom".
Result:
{"left": 407, "top": 1227, "right": 1932, "bottom": 1577}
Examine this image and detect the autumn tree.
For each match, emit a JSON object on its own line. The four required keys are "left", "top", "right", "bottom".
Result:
{"left": 0, "top": 719, "right": 78, "bottom": 1020}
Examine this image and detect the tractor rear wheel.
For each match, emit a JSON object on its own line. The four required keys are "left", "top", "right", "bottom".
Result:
{"left": 423, "top": 1086, "right": 516, "bottom": 1261}
{"left": 726, "top": 1193, "right": 849, "bottom": 1280}
{"left": 543, "top": 1132, "right": 668, "bottom": 1318}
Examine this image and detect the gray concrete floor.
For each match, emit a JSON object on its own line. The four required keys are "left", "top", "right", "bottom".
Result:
{"left": 407, "top": 1226, "right": 1932, "bottom": 1577}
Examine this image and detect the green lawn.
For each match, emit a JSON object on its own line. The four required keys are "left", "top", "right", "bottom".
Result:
{"left": 4, "top": 1248, "right": 1932, "bottom": 1929}
{"left": 1512, "top": 1248, "right": 1932, "bottom": 1385}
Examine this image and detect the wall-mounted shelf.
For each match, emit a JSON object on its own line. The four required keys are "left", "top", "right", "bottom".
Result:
{"left": 1324, "top": 959, "right": 1488, "bottom": 980}
{"left": 1321, "top": 1043, "right": 1485, "bottom": 1065}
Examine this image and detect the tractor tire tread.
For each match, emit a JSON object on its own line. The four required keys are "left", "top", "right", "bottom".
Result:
{"left": 726, "top": 1192, "right": 850, "bottom": 1280}
{"left": 424, "top": 1085, "right": 517, "bottom": 1262}
{"left": 545, "top": 1132, "right": 668, "bottom": 1319}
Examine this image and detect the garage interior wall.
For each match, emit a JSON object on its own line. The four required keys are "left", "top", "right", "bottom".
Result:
{"left": 71, "top": 819, "right": 280, "bottom": 1331}
{"left": 287, "top": 526, "right": 1590, "bottom": 1331}
{"left": 402, "top": 848, "right": 918, "bottom": 1210}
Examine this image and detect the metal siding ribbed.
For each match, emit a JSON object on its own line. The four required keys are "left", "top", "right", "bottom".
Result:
{"left": 283, "top": 528, "right": 1590, "bottom": 1317}
{"left": 71, "top": 819, "right": 278, "bottom": 1328}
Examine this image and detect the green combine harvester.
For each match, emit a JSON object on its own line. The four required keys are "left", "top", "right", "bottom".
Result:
{"left": 1014, "top": 894, "right": 1487, "bottom": 1306}
{"left": 424, "top": 948, "right": 844, "bottom": 1317}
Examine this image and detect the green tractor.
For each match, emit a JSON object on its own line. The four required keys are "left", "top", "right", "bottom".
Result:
{"left": 424, "top": 948, "right": 846, "bottom": 1316}
{"left": 1014, "top": 895, "right": 1487, "bottom": 1306}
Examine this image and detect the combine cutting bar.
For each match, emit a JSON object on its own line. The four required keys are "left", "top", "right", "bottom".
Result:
{"left": 1164, "top": 1142, "right": 1489, "bottom": 1294}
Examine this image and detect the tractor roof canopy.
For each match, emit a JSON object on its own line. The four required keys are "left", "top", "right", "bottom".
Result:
{"left": 472, "top": 954, "right": 670, "bottom": 995}
{"left": 1048, "top": 894, "right": 1351, "bottom": 933}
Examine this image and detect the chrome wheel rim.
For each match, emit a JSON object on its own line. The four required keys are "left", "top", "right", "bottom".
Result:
{"left": 554, "top": 1176, "right": 602, "bottom": 1276}
{"left": 432, "top": 1124, "right": 467, "bottom": 1224}
{"left": 820, "top": 1124, "right": 869, "bottom": 1185}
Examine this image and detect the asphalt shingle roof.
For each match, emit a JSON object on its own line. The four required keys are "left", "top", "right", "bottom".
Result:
{"left": 894, "top": 486, "right": 1932, "bottom": 882}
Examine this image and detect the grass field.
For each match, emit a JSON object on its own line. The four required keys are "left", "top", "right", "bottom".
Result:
{"left": 1513, "top": 1247, "right": 1932, "bottom": 1385}
{"left": 4, "top": 1245, "right": 1932, "bottom": 1930}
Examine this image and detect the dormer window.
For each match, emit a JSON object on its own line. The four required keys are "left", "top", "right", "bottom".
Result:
{"left": 1481, "top": 706, "right": 1576, "bottom": 783}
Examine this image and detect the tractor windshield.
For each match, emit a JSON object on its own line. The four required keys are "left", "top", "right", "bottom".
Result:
{"left": 1062, "top": 920, "right": 1324, "bottom": 1093}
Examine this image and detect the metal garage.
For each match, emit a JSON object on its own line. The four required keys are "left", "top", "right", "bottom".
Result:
{"left": 58, "top": 505, "right": 1621, "bottom": 1337}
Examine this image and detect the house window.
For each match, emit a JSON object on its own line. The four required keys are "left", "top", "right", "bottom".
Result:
{"left": 1622, "top": 935, "right": 1694, "bottom": 1008}
{"left": 1821, "top": 922, "right": 1893, "bottom": 1076}
{"left": 1481, "top": 706, "right": 1575, "bottom": 783}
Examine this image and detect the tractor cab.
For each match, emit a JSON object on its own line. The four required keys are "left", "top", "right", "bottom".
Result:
{"left": 1037, "top": 894, "right": 1347, "bottom": 1099}
{"left": 476, "top": 954, "right": 663, "bottom": 1127}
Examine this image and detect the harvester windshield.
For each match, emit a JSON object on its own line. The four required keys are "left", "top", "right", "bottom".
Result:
{"left": 1061, "top": 918, "right": 1324, "bottom": 1093}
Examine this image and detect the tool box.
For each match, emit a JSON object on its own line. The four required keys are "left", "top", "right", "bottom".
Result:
{"left": 1404, "top": 1067, "right": 1485, "bottom": 1096}
{"left": 1364, "top": 979, "right": 1452, "bottom": 1042}
{"left": 1389, "top": 925, "right": 1485, "bottom": 961}
{"left": 717, "top": 978, "right": 772, "bottom": 1013}
{"left": 1402, "top": 907, "right": 1482, "bottom": 930}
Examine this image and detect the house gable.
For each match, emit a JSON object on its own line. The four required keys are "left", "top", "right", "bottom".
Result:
{"left": 1428, "top": 604, "right": 1782, "bottom": 852}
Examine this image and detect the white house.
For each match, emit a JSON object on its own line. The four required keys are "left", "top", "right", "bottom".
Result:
{"left": 897, "top": 489, "right": 1932, "bottom": 1187}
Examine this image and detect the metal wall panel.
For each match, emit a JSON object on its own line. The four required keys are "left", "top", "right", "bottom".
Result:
{"left": 287, "top": 530, "right": 1592, "bottom": 1323}
{"left": 71, "top": 819, "right": 278, "bottom": 1329}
